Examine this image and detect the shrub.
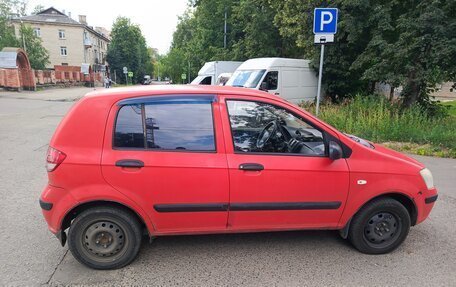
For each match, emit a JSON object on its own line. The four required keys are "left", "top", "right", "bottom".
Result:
{"left": 301, "top": 95, "right": 456, "bottom": 157}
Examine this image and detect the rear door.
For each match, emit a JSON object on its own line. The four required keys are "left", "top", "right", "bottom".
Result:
{"left": 102, "top": 95, "right": 230, "bottom": 233}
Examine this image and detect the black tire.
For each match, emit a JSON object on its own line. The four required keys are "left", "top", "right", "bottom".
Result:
{"left": 348, "top": 198, "right": 410, "bottom": 254}
{"left": 68, "top": 206, "right": 142, "bottom": 269}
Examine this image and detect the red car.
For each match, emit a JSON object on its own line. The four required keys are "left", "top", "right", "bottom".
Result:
{"left": 40, "top": 86, "right": 437, "bottom": 269}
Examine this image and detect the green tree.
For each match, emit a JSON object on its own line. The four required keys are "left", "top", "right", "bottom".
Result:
{"left": 271, "top": 0, "right": 456, "bottom": 108}
{"left": 0, "top": 0, "right": 23, "bottom": 49}
{"left": 107, "top": 17, "right": 151, "bottom": 84}
{"left": 351, "top": 0, "right": 456, "bottom": 108}
{"left": 31, "top": 4, "right": 44, "bottom": 15}
{"left": 1, "top": 0, "right": 49, "bottom": 69}
{"left": 19, "top": 24, "right": 50, "bottom": 69}
{"left": 230, "top": 0, "right": 303, "bottom": 60}
{"left": 162, "top": 0, "right": 304, "bottom": 83}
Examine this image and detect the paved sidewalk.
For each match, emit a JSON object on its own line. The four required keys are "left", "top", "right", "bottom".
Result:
{"left": 0, "top": 87, "right": 103, "bottom": 102}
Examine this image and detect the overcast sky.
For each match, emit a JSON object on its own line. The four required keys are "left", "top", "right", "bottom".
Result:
{"left": 26, "top": 0, "right": 189, "bottom": 54}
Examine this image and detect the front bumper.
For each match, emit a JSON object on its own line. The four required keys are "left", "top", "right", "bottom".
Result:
{"left": 416, "top": 188, "right": 438, "bottom": 224}
{"left": 425, "top": 194, "right": 438, "bottom": 204}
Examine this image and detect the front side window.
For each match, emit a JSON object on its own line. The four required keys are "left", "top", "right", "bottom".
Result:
{"left": 261, "top": 71, "right": 278, "bottom": 90}
{"left": 114, "top": 99, "right": 215, "bottom": 151}
{"left": 227, "top": 100, "right": 325, "bottom": 156}
{"left": 58, "top": 29, "right": 65, "bottom": 39}
{"left": 200, "top": 76, "right": 212, "bottom": 85}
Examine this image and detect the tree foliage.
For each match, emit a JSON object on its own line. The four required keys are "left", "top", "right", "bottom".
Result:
{"left": 159, "top": 0, "right": 302, "bottom": 83}
{"left": 1, "top": 0, "right": 50, "bottom": 70}
{"left": 161, "top": 0, "right": 456, "bottom": 109}
{"left": 19, "top": 24, "right": 50, "bottom": 69}
{"left": 107, "top": 17, "right": 152, "bottom": 84}
{"left": 272, "top": 0, "right": 456, "bottom": 108}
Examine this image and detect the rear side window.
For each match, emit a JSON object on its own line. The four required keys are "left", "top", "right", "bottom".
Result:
{"left": 144, "top": 103, "right": 215, "bottom": 151}
{"left": 114, "top": 100, "right": 215, "bottom": 151}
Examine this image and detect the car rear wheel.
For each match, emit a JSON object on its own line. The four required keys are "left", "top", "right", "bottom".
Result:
{"left": 348, "top": 198, "right": 411, "bottom": 254}
{"left": 68, "top": 206, "right": 142, "bottom": 269}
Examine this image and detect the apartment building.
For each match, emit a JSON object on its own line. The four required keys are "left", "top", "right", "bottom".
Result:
{"left": 10, "top": 7, "right": 110, "bottom": 70}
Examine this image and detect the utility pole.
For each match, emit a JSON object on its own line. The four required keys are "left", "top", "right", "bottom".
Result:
{"left": 224, "top": 7, "right": 227, "bottom": 49}
{"left": 188, "top": 61, "right": 191, "bottom": 84}
{"left": 20, "top": 20, "right": 26, "bottom": 52}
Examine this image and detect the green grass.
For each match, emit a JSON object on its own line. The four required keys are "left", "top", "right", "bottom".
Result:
{"left": 441, "top": 100, "right": 456, "bottom": 117}
{"left": 301, "top": 96, "right": 456, "bottom": 158}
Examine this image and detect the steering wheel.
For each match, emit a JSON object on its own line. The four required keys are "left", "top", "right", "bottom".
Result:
{"left": 256, "top": 121, "right": 278, "bottom": 149}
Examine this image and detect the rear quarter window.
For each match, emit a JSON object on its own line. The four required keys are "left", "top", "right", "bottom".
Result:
{"left": 114, "top": 104, "right": 144, "bottom": 148}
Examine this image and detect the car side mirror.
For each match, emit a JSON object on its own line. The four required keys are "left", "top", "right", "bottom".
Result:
{"left": 259, "top": 82, "right": 268, "bottom": 91}
{"left": 329, "top": 141, "right": 343, "bottom": 160}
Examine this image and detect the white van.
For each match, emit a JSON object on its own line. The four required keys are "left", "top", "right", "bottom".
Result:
{"left": 191, "top": 61, "right": 243, "bottom": 85}
{"left": 226, "top": 58, "right": 318, "bottom": 103}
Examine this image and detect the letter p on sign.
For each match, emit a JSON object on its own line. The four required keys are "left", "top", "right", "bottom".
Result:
{"left": 320, "top": 12, "right": 333, "bottom": 31}
{"left": 313, "top": 8, "right": 338, "bottom": 34}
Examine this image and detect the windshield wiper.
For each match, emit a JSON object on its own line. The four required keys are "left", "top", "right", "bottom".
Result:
{"left": 231, "top": 85, "right": 245, "bottom": 87}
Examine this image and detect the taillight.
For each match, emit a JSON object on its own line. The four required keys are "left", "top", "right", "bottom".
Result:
{"left": 46, "top": 146, "right": 66, "bottom": 172}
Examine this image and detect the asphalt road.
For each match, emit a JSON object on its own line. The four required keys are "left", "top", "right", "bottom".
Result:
{"left": 0, "top": 87, "right": 455, "bottom": 286}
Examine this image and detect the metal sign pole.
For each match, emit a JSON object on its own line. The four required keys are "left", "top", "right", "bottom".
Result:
{"left": 315, "top": 44, "right": 325, "bottom": 116}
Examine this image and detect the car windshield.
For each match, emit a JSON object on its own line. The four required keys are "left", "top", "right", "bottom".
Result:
{"left": 226, "top": 69, "right": 266, "bottom": 88}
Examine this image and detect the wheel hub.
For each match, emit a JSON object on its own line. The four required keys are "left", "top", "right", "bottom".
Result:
{"left": 83, "top": 221, "right": 125, "bottom": 257}
{"left": 364, "top": 212, "right": 399, "bottom": 245}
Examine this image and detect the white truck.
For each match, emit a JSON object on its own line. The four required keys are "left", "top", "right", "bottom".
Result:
{"left": 191, "top": 61, "right": 243, "bottom": 85}
{"left": 226, "top": 58, "right": 318, "bottom": 104}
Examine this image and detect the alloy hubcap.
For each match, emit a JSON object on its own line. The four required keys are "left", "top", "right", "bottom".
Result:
{"left": 364, "top": 212, "right": 399, "bottom": 245}
{"left": 83, "top": 221, "right": 125, "bottom": 257}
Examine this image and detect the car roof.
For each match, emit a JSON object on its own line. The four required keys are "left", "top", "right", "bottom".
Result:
{"left": 84, "top": 84, "right": 283, "bottom": 102}
{"left": 237, "top": 58, "right": 311, "bottom": 70}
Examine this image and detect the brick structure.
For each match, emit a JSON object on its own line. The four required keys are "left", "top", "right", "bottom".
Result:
{"left": 0, "top": 47, "right": 36, "bottom": 91}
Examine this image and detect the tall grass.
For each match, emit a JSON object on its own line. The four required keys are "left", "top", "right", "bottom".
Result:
{"left": 301, "top": 96, "right": 456, "bottom": 157}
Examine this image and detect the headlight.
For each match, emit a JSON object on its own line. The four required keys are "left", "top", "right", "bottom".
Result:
{"left": 419, "top": 168, "right": 434, "bottom": 190}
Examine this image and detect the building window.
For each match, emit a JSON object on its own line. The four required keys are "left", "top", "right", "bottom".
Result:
{"left": 60, "top": 46, "right": 67, "bottom": 56}
{"left": 34, "top": 28, "right": 41, "bottom": 37}
{"left": 58, "top": 29, "right": 65, "bottom": 39}
{"left": 61, "top": 63, "right": 68, "bottom": 66}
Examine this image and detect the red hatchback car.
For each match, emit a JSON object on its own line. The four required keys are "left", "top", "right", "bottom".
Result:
{"left": 40, "top": 85, "right": 437, "bottom": 269}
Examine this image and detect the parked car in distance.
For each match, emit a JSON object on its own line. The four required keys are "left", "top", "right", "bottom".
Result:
{"left": 226, "top": 58, "right": 318, "bottom": 104}
{"left": 40, "top": 85, "right": 438, "bottom": 269}
{"left": 142, "top": 75, "right": 152, "bottom": 85}
{"left": 191, "top": 61, "right": 243, "bottom": 85}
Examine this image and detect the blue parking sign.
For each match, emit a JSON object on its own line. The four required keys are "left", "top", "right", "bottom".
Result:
{"left": 313, "top": 8, "right": 338, "bottom": 34}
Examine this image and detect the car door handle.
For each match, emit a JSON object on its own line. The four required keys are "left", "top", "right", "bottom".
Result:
{"left": 115, "top": 159, "right": 144, "bottom": 168}
{"left": 239, "top": 163, "right": 264, "bottom": 171}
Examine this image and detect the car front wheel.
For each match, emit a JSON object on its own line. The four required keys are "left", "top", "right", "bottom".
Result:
{"left": 68, "top": 206, "right": 142, "bottom": 269}
{"left": 348, "top": 198, "right": 411, "bottom": 254}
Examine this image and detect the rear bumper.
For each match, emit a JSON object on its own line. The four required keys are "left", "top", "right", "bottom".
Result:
{"left": 39, "top": 184, "right": 78, "bottom": 241}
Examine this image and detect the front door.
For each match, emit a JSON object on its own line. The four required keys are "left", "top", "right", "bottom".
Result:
{"left": 220, "top": 96, "right": 349, "bottom": 230}
{"left": 102, "top": 95, "right": 229, "bottom": 233}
